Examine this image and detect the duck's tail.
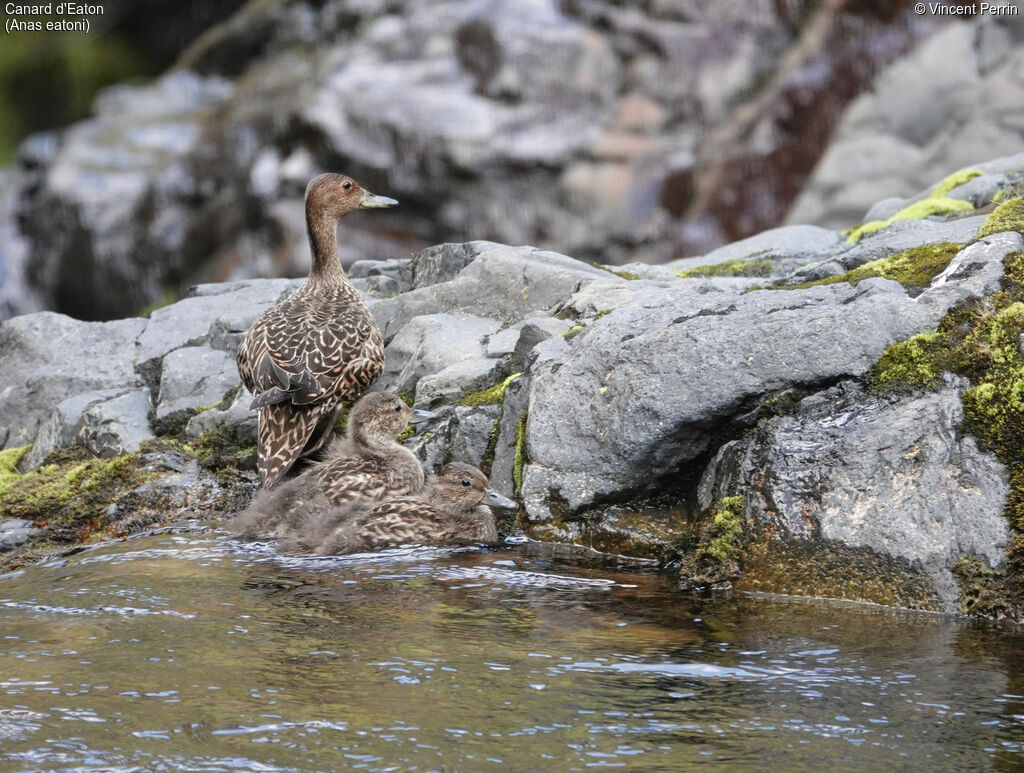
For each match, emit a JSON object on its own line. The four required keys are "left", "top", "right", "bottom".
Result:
{"left": 257, "top": 402, "right": 322, "bottom": 487}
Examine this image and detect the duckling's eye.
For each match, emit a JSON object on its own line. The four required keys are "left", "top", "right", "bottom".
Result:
{"left": 393, "top": 405, "right": 403, "bottom": 412}
{"left": 461, "top": 479, "right": 471, "bottom": 487}
{"left": 342, "top": 181, "right": 352, "bottom": 190}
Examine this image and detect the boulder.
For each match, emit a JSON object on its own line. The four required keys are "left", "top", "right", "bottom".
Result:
{"left": 714, "top": 379, "right": 1009, "bottom": 612}
{"left": 0, "top": 312, "right": 146, "bottom": 449}
{"left": 155, "top": 346, "right": 239, "bottom": 421}
{"left": 521, "top": 277, "right": 940, "bottom": 519}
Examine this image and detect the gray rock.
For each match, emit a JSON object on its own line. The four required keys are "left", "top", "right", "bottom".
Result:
{"left": 0, "top": 312, "right": 147, "bottom": 449}
{"left": 0, "top": 519, "right": 39, "bottom": 551}
{"left": 379, "top": 313, "right": 502, "bottom": 395}
{"left": 403, "top": 408, "right": 456, "bottom": 473}
{"left": 451, "top": 404, "right": 503, "bottom": 470}
{"left": 155, "top": 346, "right": 239, "bottom": 420}
{"left": 76, "top": 389, "right": 154, "bottom": 457}
{"left": 522, "top": 277, "right": 939, "bottom": 519}
{"left": 414, "top": 358, "right": 506, "bottom": 409}
{"left": 23, "top": 389, "right": 126, "bottom": 469}
{"left": 411, "top": 242, "right": 495, "bottom": 289}
{"left": 738, "top": 379, "right": 1009, "bottom": 612}
{"left": 510, "top": 318, "right": 575, "bottom": 372}
{"left": 371, "top": 243, "right": 620, "bottom": 341}
{"left": 485, "top": 325, "right": 522, "bottom": 358}
{"left": 669, "top": 225, "right": 847, "bottom": 277}
{"left": 836, "top": 216, "right": 988, "bottom": 271}
{"left": 349, "top": 258, "right": 413, "bottom": 292}
{"left": 185, "top": 385, "right": 257, "bottom": 445}
{"left": 918, "top": 232, "right": 1024, "bottom": 313}
{"left": 863, "top": 197, "right": 909, "bottom": 224}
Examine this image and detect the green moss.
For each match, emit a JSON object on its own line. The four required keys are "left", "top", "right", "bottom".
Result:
{"left": 847, "top": 197, "right": 975, "bottom": 243}
{"left": 560, "top": 325, "right": 586, "bottom": 340}
{"left": 931, "top": 168, "right": 982, "bottom": 198}
{"left": 460, "top": 373, "right": 523, "bottom": 407}
{"left": 0, "top": 448, "right": 153, "bottom": 540}
{"left": 787, "top": 242, "right": 964, "bottom": 293}
{"left": 598, "top": 265, "right": 640, "bottom": 281}
{"left": 978, "top": 196, "right": 1024, "bottom": 239}
{"left": 397, "top": 392, "right": 415, "bottom": 407}
{"left": 512, "top": 412, "right": 528, "bottom": 496}
{"left": 0, "top": 445, "right": 30, "bottom": 500}
{"left": 675, "top": 257, "right": 774, "bottom": 279}
{"left": 678, "top": 496, "right": 747, "bottom": 589}
{"left": 868, "top": 331, "right": 943, "bottom": 396}
{"left": 396, "top": 426, "right": 415, "bottom": 444}
{"left": 187, "top": 426, "right": 256, "bottom": 471}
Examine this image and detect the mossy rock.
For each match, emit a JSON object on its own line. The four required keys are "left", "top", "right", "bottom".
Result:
{"left": 0, "top": 447, "right": 155, "bottom": 543}
{"left": 847, "top": 197, "right": 974, "bottom": 243}
{"left": 460, "top": 373, "right": 522, "bottom": 408}
{"left": 675, "top": 257, "right": 774, "bottom": 279}
{"left": 978, "top": 196, "right": 1024, "bottom": 239}
{"left": 868, "top": 251, "right": 1024, "bottom": 618}
{"left": 677, "top": 496, "right": 746, "bottom": 589}
{"left": 786, "top": 242, "right": 964, "bottom": 294}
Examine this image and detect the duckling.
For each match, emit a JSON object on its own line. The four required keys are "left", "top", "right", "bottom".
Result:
{"left": 228, "top": 391, "right": 432, "bottom": 540}
{"left": 279, "top": 462, "right": 517, "bottom": 555}
{"left": 237, "top": 173, "right": 397, "bottom": 488}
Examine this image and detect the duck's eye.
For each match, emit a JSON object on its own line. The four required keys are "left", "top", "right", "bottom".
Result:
{"left": 394, "top": 404, "right": 403, "bottom": 412}
{"left": 342, "top": 181, "right": 352, "bottom": 190}
{"left": 461, "top": 479, "right": 471, "bottom": 487}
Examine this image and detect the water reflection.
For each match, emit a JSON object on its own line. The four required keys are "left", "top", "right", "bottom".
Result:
{"left": 0, "top": 526, "right": 1022, "bottom": 771}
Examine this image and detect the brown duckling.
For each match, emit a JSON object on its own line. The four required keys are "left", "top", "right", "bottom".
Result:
{"left": 237, "top": 173, "right": 397, "bottom": 488}
{"left": 279, "top": 462, "right": 517, "bottom": 556}
{"left": 228, "top": 391, "right": 433, "bottom": 540}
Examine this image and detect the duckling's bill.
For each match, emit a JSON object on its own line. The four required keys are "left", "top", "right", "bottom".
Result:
{"left": 484, "top": 488, "right": 517, "bottom": 509}
{"left": 360, "top": 191, "right": 399, "bottom": 208}
{"left": 409, "top": 408, "right": 438, "bottom": 424}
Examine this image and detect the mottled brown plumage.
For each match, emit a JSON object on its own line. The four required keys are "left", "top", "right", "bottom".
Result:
{"left": 237, "top": 173, "right": 397, "bottom": 487}
{"left": 279, "top": 462, "right": 517, "bottom": 555}
{"left": 228, "top": 392, "right": 425, "bottom": 540}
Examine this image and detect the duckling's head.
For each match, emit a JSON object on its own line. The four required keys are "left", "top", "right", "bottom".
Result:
{"left": 347, "top": 391, "right": 414, "bottom": 446}
{"left": 428, "top": 462, "right": 518, "bottom": 514}
{"left": 305, "top": 173, "right": 398, "bottom": 221}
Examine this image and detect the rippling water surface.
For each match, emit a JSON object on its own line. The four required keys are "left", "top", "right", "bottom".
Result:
{"left": 1, "top": 524, "right": 1024, "bottom": 771}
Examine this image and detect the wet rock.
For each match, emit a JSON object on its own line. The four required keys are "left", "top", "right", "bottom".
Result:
{"left": 0, "top": 518, "right": 39, "bottom": 552}
{"left": 379, "top": 313, "right": 502, "bottom": 395}
{"left": 488, "top": 374, "right": 529, "bottom": 501}
{"left": 733, "top": 379, "right": 1009, "bottom": 612}
{"left": 155, "top": 346, "right": 238, "bottom": 421}
{"left": 0, "top": 312, "right": 146, "bottom": 449}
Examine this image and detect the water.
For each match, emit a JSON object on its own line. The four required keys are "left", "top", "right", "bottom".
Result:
{"left": 1, "top": 525, "right": 1023, "bottom": 772}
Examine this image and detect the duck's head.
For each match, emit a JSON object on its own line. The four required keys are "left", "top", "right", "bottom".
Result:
{"left": 348, "top": 392, "right": 416, "bottom": 443}
{"left": 305, "top": 173, "right": 398, "bottom": 220}
{"left": 429, "top": 462, "right": 518, "bottom": 513}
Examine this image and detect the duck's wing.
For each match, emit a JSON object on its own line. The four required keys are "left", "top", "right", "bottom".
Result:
{"left": 241, "top": 296, "right": 384, "bottom": 410}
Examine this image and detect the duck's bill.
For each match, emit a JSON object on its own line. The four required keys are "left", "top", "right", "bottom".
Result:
{"left": 360, "top": 191, "right": 399, "bottom": 208}
{"left": 483, "top": 488, "right": 517, "bottom": 509}
{"left": 409, "top": 408, "right": 438, "bottom": 424}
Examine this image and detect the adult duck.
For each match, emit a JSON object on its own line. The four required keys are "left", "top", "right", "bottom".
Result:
{"left": 237, "top": 173, "right": 396, "bottom": 487}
